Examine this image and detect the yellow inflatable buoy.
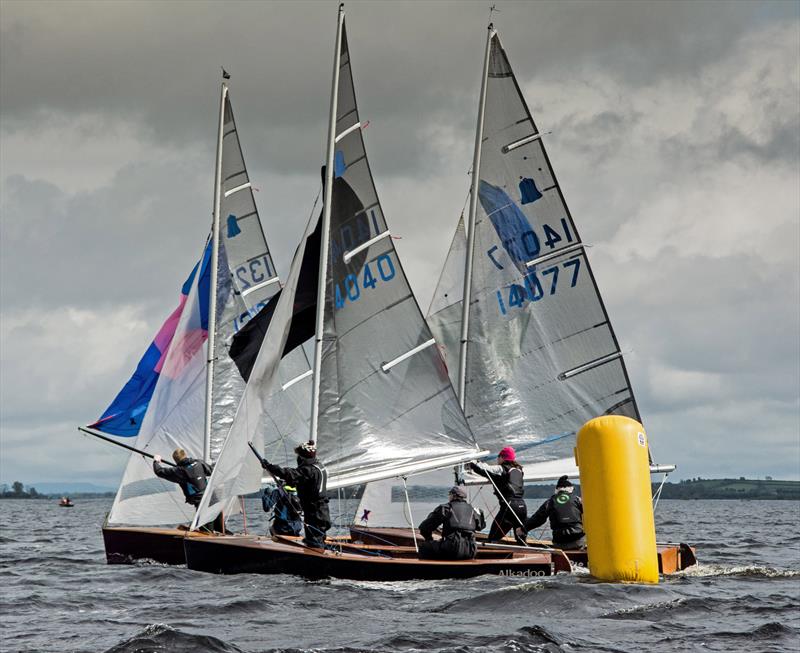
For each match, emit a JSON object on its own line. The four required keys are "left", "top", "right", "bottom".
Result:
{"left": 575, "top": 415, "right": 659, "bottom": 583}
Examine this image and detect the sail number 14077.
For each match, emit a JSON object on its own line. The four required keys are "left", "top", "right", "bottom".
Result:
{"left": 496, "top": 256, "right": 581, "bottom": 315}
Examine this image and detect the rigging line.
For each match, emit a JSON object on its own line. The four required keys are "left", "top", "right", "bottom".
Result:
{"left": 401, "top": 476, "right": 419, "bottom": 553}
{"left": 350, "top": 526, "right": 408, "bottom": 549}
{"left": 482, "top": 469, "right": 529, "bottom": 538}
{"left": 652, "top": 471, "right": 670, "bottom": 513}
{"left": 337, "top": 486, "right": 344, "bottom": 553}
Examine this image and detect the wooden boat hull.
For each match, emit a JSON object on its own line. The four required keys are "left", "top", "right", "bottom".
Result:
{"left": 350, "top": 526, "right": 697, "bottom": 575}
{"left": 102, "top": 526, "right": 188, "bottom": 565}
{"left": 184, "top": 534, "right": 569, "bottom": 581}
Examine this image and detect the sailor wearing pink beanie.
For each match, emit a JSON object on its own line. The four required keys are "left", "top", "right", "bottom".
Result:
{"left": 468, "top": 446, "right": 527, "bottom": 544}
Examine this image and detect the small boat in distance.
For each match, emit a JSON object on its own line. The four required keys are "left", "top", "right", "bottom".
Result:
{"left": 58, "top": 497, "right": 74, "bottom": 508}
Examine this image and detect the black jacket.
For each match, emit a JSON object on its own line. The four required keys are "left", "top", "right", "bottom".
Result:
{"left": 153, "top": 458, "right": 212, "bottom": 507}
{"left": 523, "top": 489, "right": 584, "bottom": 544}
{"left": 469, "top": 461, "right": 524, "bottom": 500}
{"left": 263, "top": 457, "right": 331, "bottom": 528}
{"left": 419, "top": 498, "right": 486, "bottom": 541}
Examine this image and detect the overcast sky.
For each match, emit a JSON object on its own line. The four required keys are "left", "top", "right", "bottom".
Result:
{"left": 1, "top": 0, "right": 798, "bottom": 488}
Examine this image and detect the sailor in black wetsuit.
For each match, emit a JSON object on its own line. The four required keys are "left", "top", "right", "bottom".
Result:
{"left": 516, "top": 475, "right": 585, "bottom": 549}
{"left": 260, "top": 441, "right": 331, "bottom": 549}
{"left": 468, "top": 446, "right": 527, "bottom": 544}
{"left": 152, "top": 448, "right": 223, "bottom": 532}
{"left": 418, "top": 486, "right": 486, "bottom": 560}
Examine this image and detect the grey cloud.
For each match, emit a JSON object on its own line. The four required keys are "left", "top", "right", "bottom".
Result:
{"left": 3, "top": 1, "right": 794, "bottom": 178}
{"left": 1, "top": 1, "right": 798, "bottom": 485}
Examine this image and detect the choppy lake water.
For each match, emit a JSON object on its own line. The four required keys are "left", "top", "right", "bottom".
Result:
{"left": 1, "top": 498, "right": 798, "bottom": 652}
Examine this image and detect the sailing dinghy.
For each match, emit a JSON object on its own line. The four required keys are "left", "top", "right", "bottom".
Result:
{"left": 352, "top": 24, "right": 695, "bottom": 575}
{"left": 79, "top": 80, "right": 310, "bottom": 564}
{"left": 183, "top": 5, "right": 575, "bottom": 580}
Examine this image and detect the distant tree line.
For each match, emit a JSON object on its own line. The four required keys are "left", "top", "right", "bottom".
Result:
{"left": 0, "top": 482, "right": 115, "bottom": 500}
{"left": 0, "top": 482, "right": 43, "bottom": 499}
{"left": 391, "top": 478, "right": 800, "bottom": 502}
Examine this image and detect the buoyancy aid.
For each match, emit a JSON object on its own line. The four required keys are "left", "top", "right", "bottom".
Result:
{"left": 182, "top": 460, "right": 209, "bottom": 498}
{"left": 550, "top": 491, "right": 584, "bottom": 540}
{"left": 494, "top": 463, "right": 524, "bottom": 500}
{"left": 444, "top": 500, "right": 480, "bottom": 536}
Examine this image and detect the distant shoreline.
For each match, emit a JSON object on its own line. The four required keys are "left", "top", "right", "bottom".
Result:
{"left": 2, "top": 478, "right": 798, "bottom": 502}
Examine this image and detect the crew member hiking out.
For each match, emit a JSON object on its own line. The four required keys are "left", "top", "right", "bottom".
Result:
{"left": 516, "top": 475, "right": 585, "bottom": 549}
{"left": 262, "top": 481, "right": 303, "bottom": 536}
{"left": 468, "top": 446, "right": 527, "bottom": 544}
{"left": 152, "top": 448, "right": 224, "bottom": 532}
{"left": 259, "top": 441, "right": 331, "bottom": 549}
{"left": 418, "top": 486, "right": 486, "bottom": 560}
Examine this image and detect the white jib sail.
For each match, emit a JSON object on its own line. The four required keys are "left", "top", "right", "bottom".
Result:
{"left": 193, "top": 209, "right": 321, "bottom": 530}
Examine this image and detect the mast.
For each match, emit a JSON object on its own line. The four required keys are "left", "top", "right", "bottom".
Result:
{"left": 310, "top": 3, "right": 345, "bottom": 445}
{"left": 203, "top": 79, "right": 227, "bottom": 463}
{"left": 457, "top": 24, "right": 495, "bottom": 409}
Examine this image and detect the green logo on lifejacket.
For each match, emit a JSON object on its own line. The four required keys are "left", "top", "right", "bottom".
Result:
{"left": 555, "top": 493, "right": 570, "bottom": 504}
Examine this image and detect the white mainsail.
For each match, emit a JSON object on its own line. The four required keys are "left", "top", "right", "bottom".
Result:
{"left": 427, "top": 29, "right": 642, "bottom": 479}
{"left": 193, "top": 9, "right": 485, "bottom": 530}
{"left": 101, "top": 86, "right": 309, "bottom": 526}
{"left": 315, "top": 19, "right": 484, "bottom": 488}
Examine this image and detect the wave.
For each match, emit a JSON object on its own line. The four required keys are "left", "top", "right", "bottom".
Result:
{"left": 674, "top": 564, "right": 800, "bottom": 579}
{"left": 103, "top": 624, "right": 244, "bottom": 653}
{"left": 372, "top": 625, "right": 568, "bottom": 653}
{"left": 707, "top": 621, "right": 795, "bottom": 640}
{"left": 602, "top": 597, "right": 701, "bottom": 620}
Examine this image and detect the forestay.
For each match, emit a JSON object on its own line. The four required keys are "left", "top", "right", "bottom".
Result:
{"left": 427, "top": 31, "right": 641, "bottom": 476}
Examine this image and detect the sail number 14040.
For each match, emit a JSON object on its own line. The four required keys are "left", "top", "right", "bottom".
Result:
{"left": 334, "top": 254, "right": 396, "bottom": 310}
{"left": 496, "top": 257, "right": 581, "bottom": 315}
